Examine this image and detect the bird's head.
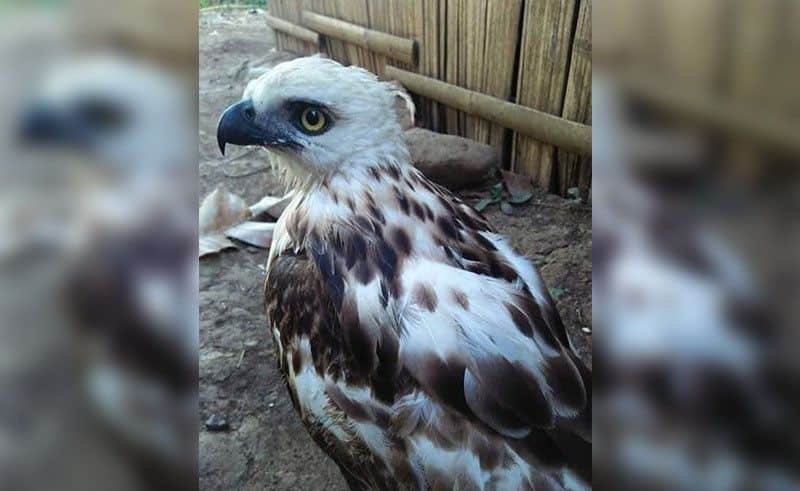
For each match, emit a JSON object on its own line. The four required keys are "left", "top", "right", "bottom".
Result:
{"left": 217, "top": 56, "right": 412, "bottom": 183}
{"left": 17, "top": 56, "right": 192, "bottom": 170}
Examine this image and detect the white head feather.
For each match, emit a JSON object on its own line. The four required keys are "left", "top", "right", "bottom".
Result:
{"left": 242, "top": 56, "right": 412, "bottom": 186}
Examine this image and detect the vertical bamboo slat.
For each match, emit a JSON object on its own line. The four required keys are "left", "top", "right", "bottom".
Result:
{"left": 557, "top": 0, "right": 592, "bottom": 197}
{"left": 269, "top": 0, "right": 318, "bottom": 55}
{"left": 335, "top": 0, "right": 374, "bottom": 70}
{"left": 267, "top": 0, "right": 290, "bottom": 52}
{"left": 444, "top": 0, "right": 461, "bottom": 135}
{"left": 366, "top": 0, "right": 390, "bottom": 74}
{"left": 481, "top": 0, "right": 524, "bottom": 161}
{"left": 464, "top": 0, "right": 487, "bottom": 143}
{"left": 415, "top": 0, "right": 439, "bottom": 128}
{"left": 438, "top": 0, "right": 448, "bottom": 131}
{"left": 308, "top": 0, "right": 350, "bottom": 64}
{"left": 457, "top": 0, "right": 467, "bottom": 133}
{"left": 512, "top": 0, "right": 577, "bottom": 191}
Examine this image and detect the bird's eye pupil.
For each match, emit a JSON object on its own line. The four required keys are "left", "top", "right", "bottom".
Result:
{"left": 300, "top": 107, "right": 326, "bottom": 132}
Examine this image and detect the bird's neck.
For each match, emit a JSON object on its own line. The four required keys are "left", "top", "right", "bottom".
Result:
{"left": 269, "top": 159, "right": 427, "bottom": 260}
{"left": 269, "top": 138, "right": 410, "bottom": 193}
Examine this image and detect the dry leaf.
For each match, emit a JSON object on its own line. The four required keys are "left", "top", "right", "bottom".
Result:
{"left": 249, "top": 193, "right": 293, "bottom": 220}
{"left": 473, "top": 198, "right": 494, "bottom": 212}
{"left": 225, "top": 221, "right": 275, "bottom": 249}
{"left": 199, "top": 186, "right": 249, "bottom": 257}
{"left": 200, "top": 234, "right": 236, "bottom": 257}
{"left": 200, "top": 186, "right": 248, "bottom": 234}
{"left": 508, "top": 192, "right": 533, "bottom": 204}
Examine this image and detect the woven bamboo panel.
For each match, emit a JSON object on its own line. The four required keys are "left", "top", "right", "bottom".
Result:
{"left": 272, "top": 0, "right": 318, "bottom": 55}
{"left": 512, "top": 0, "right": 577, "bottom": 191}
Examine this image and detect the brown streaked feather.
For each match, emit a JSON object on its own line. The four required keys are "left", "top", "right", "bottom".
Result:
{"left": 264, "top": 164, "right": 590, "bottom": 490}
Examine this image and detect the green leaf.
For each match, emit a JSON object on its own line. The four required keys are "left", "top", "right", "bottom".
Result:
{"left": 490, "top": 182, "right": 504, "bottom": 201}
{"left": 567, "top": 187, "right": 581, "bottom": 199}
{"left": 548, "top": 286, "right": 565, "bottom": 298}
{"left": 508, "top": 191, "right": 533, "bottom": 204}
{"left": 500, "top": 201, "right": 515, "bottom": 215}
{"left": 473, "top": 198, "right": 493, "bottom": 212}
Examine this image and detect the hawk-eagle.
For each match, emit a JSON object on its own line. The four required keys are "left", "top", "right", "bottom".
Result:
{"left": 217, "top": 56, "right": 591, "bottom": 491}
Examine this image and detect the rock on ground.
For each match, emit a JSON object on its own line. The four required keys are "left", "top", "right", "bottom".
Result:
{"left": 404, "top": 127, "right": 498, "bottom": 190}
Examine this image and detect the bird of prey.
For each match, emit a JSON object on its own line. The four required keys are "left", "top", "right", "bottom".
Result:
{"left": 16, "top": 56, "right": 198, "bottom": 490}
{"left": 592, "top": 75, "right": 800, "bottom": 491}
{"left": 217, "top": 56, "right": 591, "bottom": 491}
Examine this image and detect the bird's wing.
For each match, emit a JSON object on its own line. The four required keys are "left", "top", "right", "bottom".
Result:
{"left": 395, "top": 257, "right": 588, "bottom": 436}
{"left": 305, "top": 224, "right": 591, "bottom": 480}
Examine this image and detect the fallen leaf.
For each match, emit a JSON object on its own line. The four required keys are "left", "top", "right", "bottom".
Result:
{"left": 200, "top": 235, "right": 236, "bottom": 258}
{"left": 473, "top": 198, "right": 494, "bottom": 212}
{"left": 501, "top": 170, "right": 534, "bottom": 198}
{"left": 199, "top": 186, "right": 249, "bottom": 257}
{"left": 508, "top": 191, "right": 534, "bottom": 204}
{"left": 490, "top": 182, "right": 504, "bottom": 201}
{"left": 500, "top": 201, "right": 515, "bottom": 215}
{"left": 200, "top": 186, "right": 249, "bottom": 234}
{"left": 225, "top": 221, "right": 276, "bottom": 249}
{"left": 249, "top": 193, "right": 293, "bottom": 220}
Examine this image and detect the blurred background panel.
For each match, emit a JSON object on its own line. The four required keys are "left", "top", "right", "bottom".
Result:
{"left": 0, "top": 1, "right": 198, "bottom": 490}
{"left": 594, "top": 1, "right": 800, "bottom": 490}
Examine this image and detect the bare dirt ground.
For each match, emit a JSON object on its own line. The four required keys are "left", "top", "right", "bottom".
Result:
{"left": 199, "top": 8, "right": 591, "bottom": 490}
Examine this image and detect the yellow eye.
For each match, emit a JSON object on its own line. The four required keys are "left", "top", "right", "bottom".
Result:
{"left": 300, "top": 107, "right": 326, "bottom": 132}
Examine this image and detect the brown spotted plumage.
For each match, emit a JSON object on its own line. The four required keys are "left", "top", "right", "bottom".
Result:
{"left": 218, "top": 56, "right": 590, "bottom": 491}
{"left": 262, "top": 162, "right": 590, "bottom": 490}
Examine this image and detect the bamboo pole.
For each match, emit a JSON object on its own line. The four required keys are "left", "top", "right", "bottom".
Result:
{"left": 265, "top": 14, "right": 320, "bottom": 45}
{"left": 385, "top": 65, "right": 591, "bottom": 155}
{"left": 616, "top": 69, "right": 800, "bottom": 157}
{"left": 301, "top": 11, "right": 418, "bottom": 65}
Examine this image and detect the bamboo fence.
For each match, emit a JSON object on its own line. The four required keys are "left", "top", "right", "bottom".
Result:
{"left": 595, "top": 0, "right": 800, "bottom": 169}
{"left": 267, "top": 0, "right": 593, "bottom": 196}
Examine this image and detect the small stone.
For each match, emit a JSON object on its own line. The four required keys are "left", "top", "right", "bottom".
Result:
{"left": 580, "top": 326, "right": 592, "bottom": 335}
{"left": 205, "top": 414, "right": 230, "bottom": 432}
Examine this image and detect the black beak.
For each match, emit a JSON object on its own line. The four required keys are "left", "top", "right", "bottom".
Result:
{"left": 216, "top": 99, "right": 266, "bottom": 156}
{"left": 17, "top": 104, "right": 88, "bottom": 146}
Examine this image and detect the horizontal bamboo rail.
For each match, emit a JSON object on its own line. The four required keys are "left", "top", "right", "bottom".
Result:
{"left": 615, "top": 70, "right": 800, "bottom": 157}
{"left": 302, "top": 11, "right": 417, "bottom": 66}
{"left": 385, "top": 65, "right": 591, "bottom": 155}
{"left": 265, "top": 14, "right": 320, "bottom": 45}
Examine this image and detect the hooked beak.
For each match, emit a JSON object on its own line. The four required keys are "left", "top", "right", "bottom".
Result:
{"left": 217, "top": 99, "right": 299, "bottom": 156}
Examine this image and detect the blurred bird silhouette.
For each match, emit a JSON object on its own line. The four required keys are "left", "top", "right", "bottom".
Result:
{"left": 592, "top": 74, "right": 800, "bottom": 491}
{"left": 16, "top": 55, "right": 197, "bottom": 490}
